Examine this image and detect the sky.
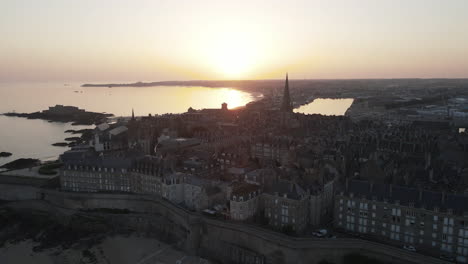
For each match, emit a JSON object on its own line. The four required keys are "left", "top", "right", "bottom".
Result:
{"left": 1, "top": 0, "right": 468, "bottom": 82}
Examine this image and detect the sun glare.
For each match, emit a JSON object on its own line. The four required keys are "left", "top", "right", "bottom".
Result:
{"left": 208, "top": 34, "right": 257, "bottom": 79}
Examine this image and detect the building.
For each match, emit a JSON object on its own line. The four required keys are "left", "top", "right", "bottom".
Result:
{"left": 91, "top": 123, "right": 129, "bottom": 152}
{"left": 230, "top": 182, "right": 261, "bottom": 221}
{"left": 60, "top": 148, "right": 223, "bottom": 211}
{"left": 44, "top": 105, "right": 85, "bottom": 116}
{"left": 250, "top": 137, "right": 297, "bottom": 166}
{"left": 335, "top": 180, "right": 468, "bottom": 262}
{"left": 263, "top": 180, "right": 309, "bottom": 233}
{"left": 280, "top": 73, "right": 292, "bottom": 113}
{"left": 309, "top": 179, "right": 335, "bottom": 226}
{"left": 60, "top": 149, "right": 135, "bottom": 193}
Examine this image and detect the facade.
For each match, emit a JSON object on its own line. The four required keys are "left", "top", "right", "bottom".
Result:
{"left": 91, "top": 124, "right": 129, "bottom": 152}
{"left": 230, "top": 183, "right": 261, "bottom": 221}
{"left": 60, "top": 149, "right": 134, "bottom": 193}
{"left": 335, "top": 180, "right": 468, "bottom": 262}
{"left": 263, "top": 181, "right": 309, "bottom": 233}
{"left": 60, "top": 149, "right": 222, "bottom": 211}
{"left": 310, "top": 179, "right": 335, "bottom": 226}
{"left": 250, "top": 139, "right": 296, "bottom": 166}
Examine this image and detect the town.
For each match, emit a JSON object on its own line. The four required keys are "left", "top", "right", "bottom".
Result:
{"left": 1, "top": 76, "right": 468, "bottom": 264}
{"left": 58, "top": 76, "right": 468, "bottom": 262}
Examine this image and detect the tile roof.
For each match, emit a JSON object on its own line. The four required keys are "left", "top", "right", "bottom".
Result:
{"left": 345, "top": 180, "right": 468, "bottom": 215}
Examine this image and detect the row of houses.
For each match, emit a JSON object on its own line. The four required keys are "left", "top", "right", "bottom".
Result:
{"left": 229, "top": 167, "right": 337, "bottom": 233}
{"left": 335, "top": 179, "right": 468, "bottom": 262}
{"left": 60, "top": 149, "right": 225, "bottom": 211}
{"left": 59, "top": 147, "right": 338, "bottom": 233}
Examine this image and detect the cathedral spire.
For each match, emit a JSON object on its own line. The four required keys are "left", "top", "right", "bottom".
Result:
{"left": 281, "top": 73, "right": 292, "bottom": 112}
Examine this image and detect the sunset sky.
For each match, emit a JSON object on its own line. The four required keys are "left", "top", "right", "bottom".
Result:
{"left": 1, "top": 0, "right": 467, "bottom": 82}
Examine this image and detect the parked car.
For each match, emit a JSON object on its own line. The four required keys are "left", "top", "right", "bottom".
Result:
{"left": 403, "top": 245, "right": 416, "bottom": 252}
{"left": 312, "top": 229, "right": 328, "bottom": 237}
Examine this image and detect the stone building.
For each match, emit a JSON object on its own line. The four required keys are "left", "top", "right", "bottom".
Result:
{"left": 60, "top": 148, "right": 224, "bottom": 211}
{"left": 250, "top": 137, "right": 297, "bottom": 166}
{"left": 60, "top": 150, "right": 135, "bottom": 193}
{"left": 263, "top": 180, "right": 309, "bottom": 233}
{"left": 335, "top": 179, "right": 468, "bottom": 263}
{"left": 91, "top": 123, "right": 129, "bottom": 153}
{"left": 309, "top": 179, "right": 335, "bottom": 226}
{"left": 230, "top": 183, "right": 261, "bottom": 221}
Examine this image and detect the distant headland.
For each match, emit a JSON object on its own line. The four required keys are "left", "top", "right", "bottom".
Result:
{"left": 82, "top": 80, "right": 285, "bottom": 91}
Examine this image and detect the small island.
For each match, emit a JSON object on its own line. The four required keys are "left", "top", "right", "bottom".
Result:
{"left": 53, "top": 128, "right": 94, "bottom": 147}
{"left": 0, "top": 158, "right": 40, "bottom": 170}
{"left": 65, "top": 128, "right": 93, "bottom": 134}
{"left": 0, "top": 152, "right": 12, "bottom": 158}
{"left": 52, "top": 142, "right": 68, "bottom": 147}
{"left": 3, "top": 105, "right": 112, "bottom": 125}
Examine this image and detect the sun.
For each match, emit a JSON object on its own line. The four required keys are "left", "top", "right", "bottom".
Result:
{"left": 214, "top": 50, "right": 251, "bottom": 78}
{"left": 209, "top": 36, "right": 256, "bottom": 79}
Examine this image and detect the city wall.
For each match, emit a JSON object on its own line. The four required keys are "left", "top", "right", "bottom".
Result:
{"left": 0, "top": 183, "right": 449, "bottom": 264}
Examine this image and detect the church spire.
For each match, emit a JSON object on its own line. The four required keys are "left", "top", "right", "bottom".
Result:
{"left": 281, "top": 73, "right": 292, "bottom": 112}
{"left": 131, "top": 108, "right": 135, "bottom": 120}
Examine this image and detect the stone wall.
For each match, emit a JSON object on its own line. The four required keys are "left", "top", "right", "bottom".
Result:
{"left": 0, "top": 183, "right": 40, "bottom": 200}
{"left": 0, "top": 183, "right": 450, "bottom": 264}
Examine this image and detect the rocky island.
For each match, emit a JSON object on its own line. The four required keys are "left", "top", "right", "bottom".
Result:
{"left": 52, "top": 129, "right": 94, "bottom": 147}
{"left": 0, "top": 152, "right": 12, "bottom": 158}
{"left": 3, "top": 105, "right": 112, "bottom": 125}
{"left": 0, "top": 158, "right": 40, "bottom": 170}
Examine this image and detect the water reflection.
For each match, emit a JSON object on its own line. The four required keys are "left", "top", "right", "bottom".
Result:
{"left": 0, "top": 83, "right": 255, "bottom": 165}
{"left": 294, "top": 98, "right": 354, "bottom": 116}
{"left": 0, "top": 83, "right": 254, "bottom": 116}
{"left": 0, "top": 115, "right": 92, "bottom": 166}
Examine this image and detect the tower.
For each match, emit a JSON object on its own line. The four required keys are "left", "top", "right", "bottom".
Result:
{"left": 131, "top": 108, "right": 135, "bottom": 121}
{"left": 281, "top": 73, "right": 292, "bottom": 112}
